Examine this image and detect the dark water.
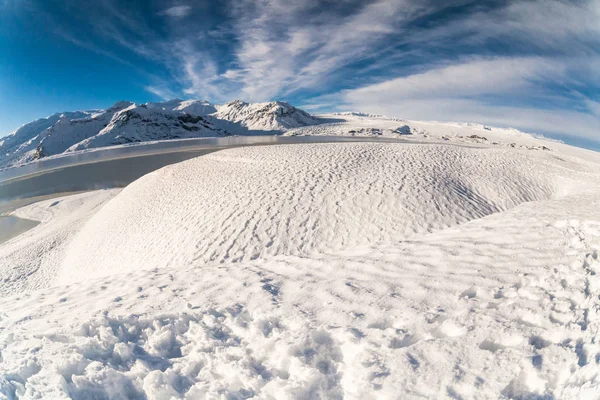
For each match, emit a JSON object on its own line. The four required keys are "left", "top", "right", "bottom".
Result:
{"left": 0, "top": 150, "right": 216, "bottom": 202}
{"left": 0, "top": 136, "right": 410, "bottom": 202}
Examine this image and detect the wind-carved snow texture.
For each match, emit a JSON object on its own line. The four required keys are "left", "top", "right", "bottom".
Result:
{"left": 1, "top": 140, "right": 600, "bottom": 399}
{"left": 59, "top": 143, "right": 557, "bottom": 283}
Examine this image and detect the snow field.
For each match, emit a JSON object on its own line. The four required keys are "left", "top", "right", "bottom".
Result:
{"left": 1, "top": 141, "right": 600, "bottom": 398}
{"left": 2, "top": 192, "right": 600, "bottom": 398}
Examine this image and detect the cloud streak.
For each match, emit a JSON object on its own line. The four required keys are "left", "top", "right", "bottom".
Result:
{"left": 342, "top": 56, "right": 599, "bottom": 140}
{"left": 160, "top": 5, "right": 191, "bottom": 18}
{"left": 22, "top": 0, "right": 600, "bottom": 143}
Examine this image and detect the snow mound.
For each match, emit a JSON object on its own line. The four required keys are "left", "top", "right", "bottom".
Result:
{"left": 2, "top": 141, "right": 600, "bottom": 399}
{"left": 216, "top": 100, "right": 321, "bottom": 130}
{"left": 3, "top": 182, "right": 600, "bottom": 399}
{"left": 61, "top": 143, "right": 558, "bottom": 284}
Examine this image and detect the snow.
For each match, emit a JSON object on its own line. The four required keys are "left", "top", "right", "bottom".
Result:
{"left": 0, "top": 216, "right": 39, "bottom": 245}
{"left": 60, "top": 143, "right": 561, "bottom": 283}
{"left": 215, "top": 100, "right": 322, "bottom": 131}
{"left": 0, "top": 190, "right": 120, "bottom": 296}
{"left": 1, "top": 130, "right": 600, "bottom": 398}
{"left": 64, "top": 103, "right": 225, "bottom": 153}
{"left": 0, "top": 100, "right": 328, "bottom": 170}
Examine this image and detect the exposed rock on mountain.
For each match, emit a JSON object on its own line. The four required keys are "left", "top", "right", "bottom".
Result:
{"left": 216, "top": 100, "right": 321, "bottom": 130}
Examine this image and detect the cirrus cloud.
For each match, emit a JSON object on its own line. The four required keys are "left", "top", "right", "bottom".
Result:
{"left": 160, "top": 5, "right": 191, "bottom": 18}
{"left": 14, "top": 0, "right": 600, "bottom": 145}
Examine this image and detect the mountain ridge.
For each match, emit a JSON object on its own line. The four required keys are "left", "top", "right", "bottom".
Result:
{"left": 0, "top": 99, "right": 322, "bottom": 168}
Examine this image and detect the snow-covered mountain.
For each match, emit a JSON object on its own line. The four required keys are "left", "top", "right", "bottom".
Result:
{"left": 64, "top": 102, "right": 225, "bottom": 154}
{"left": 0, "top": 110, "right": 97, "bottom": 167}
{"left": 0, "top": 100, "right": 321, "bottom": 169}
{"left": 216, "top": 100, "right": 321, "bottom": 130}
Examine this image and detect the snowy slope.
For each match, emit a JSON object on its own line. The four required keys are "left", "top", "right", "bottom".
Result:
{"left": 0, "top": 111, "right": 95, "bottom": 167}
{"left": 0, "top": 190, "right": 120, "bottom": 295}
{"left": 216, "top": 100, "right": 322, "bottom": 130}
{"left": 35, "top": 102, "right": 136, "bottom": 160}
{"left": 1, "top": 140, "right": 600, "bottom": 398}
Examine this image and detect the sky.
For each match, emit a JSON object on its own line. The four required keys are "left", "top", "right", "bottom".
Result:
{"left": 0, "top": 0, "right": 598, "bottom": 148}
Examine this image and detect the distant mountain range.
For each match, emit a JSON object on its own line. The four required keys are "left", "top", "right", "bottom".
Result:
{"left": 0, "top": 100, "right": 323, "bottom": 169}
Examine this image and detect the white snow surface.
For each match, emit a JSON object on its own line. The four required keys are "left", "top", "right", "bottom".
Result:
{"left": 1, "top": 136, "right": 600, "bottom": 399}
{"left": 61, "top": 143, "right": 562, "bottom": 283}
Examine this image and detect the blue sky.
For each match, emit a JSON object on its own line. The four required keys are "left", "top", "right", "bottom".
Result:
{"left": 0, "top": 0, "right": 598, "bottom": 148}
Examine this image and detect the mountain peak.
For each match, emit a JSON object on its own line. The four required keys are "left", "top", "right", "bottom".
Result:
{"left": 216, "top": 100, "right": 319, "bottom": 130}
{"left": 108, "top": 101, "right": 135, "bottom": 112}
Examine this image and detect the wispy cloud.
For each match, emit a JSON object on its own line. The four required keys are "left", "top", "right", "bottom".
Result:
{"left": 223, "top": 0, "right": 424, "bottom": 101}
{"left": 145, "top": 85, "right": 177, "bottom": 100}
{"left": 160, "top": 5, "right": 191, "bottom": 18}
{"left": 342, "top": 56, "right": 600, "bottom": 140}
{"left": 585, "top": 100, "right": 600, "bottom": 118}
{"left": 26, "top": 0, "right": 600, "bottom": 142}
{"left": 344, "top": 57, "right": 564, "bottom": 100}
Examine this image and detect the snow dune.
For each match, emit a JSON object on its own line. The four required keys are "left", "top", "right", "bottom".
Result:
{"left": 60, "top": 143, "right": 560, "bottom": 284}
{"left": 1, "top": 141, "right": 600, "bottom": 399}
